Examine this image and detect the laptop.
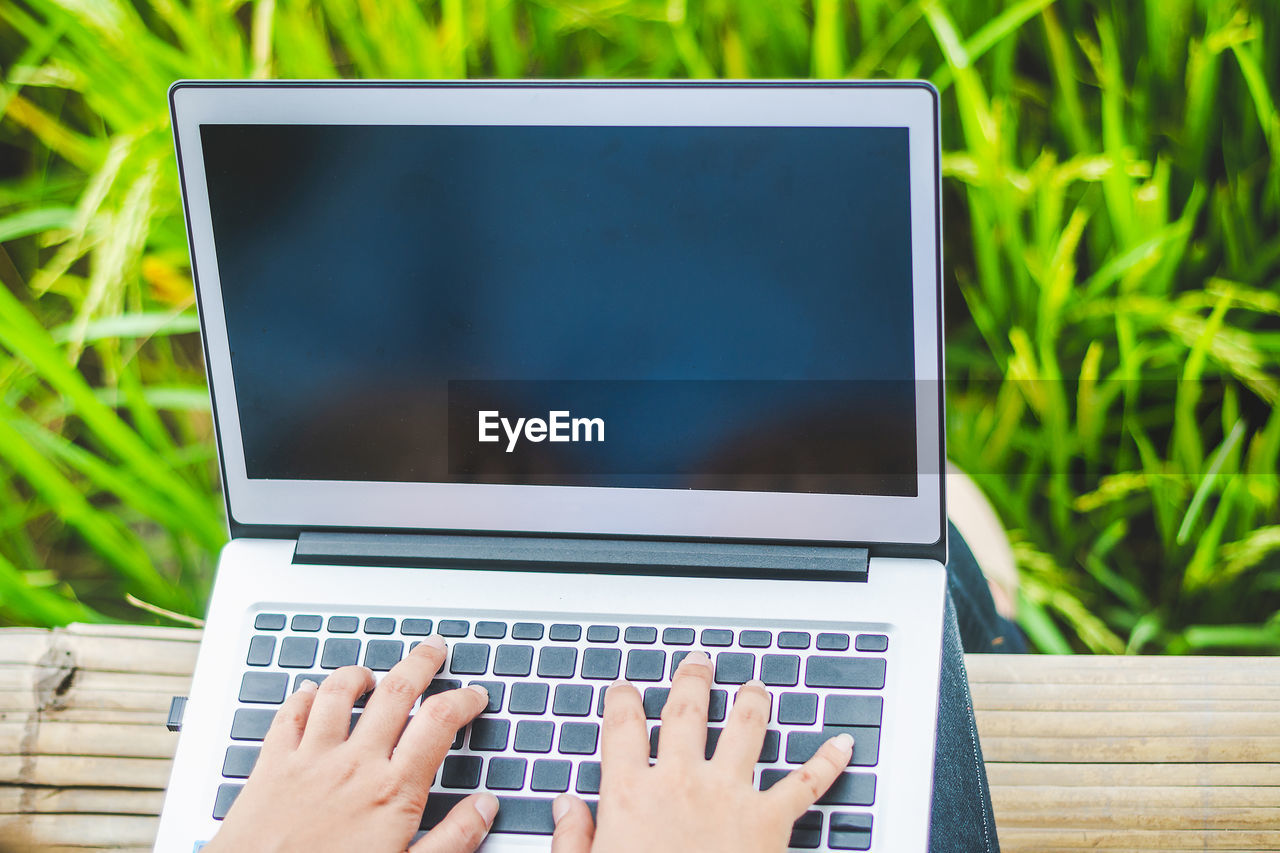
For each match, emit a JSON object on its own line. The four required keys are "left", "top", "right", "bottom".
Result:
{"left": 156, "top": 80, "right": 948, "bottom": 853}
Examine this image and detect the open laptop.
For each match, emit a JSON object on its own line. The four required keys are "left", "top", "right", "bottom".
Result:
{"left": 156, "top": 80, "right": 947, "bottom": 853}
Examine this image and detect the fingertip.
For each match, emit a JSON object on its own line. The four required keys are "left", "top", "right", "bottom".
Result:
{"left": 831, "top": 732, "right": 855, "bottom": 753}
{"left": 474, "top": 792, "right": 499, "bottom": 825}
{"left": 552, "top": 793, "right": 575, "bottom": 822}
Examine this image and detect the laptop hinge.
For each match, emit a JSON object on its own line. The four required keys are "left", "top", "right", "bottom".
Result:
{"left": 293, "top": 532, "right": 869, "bottom": 582}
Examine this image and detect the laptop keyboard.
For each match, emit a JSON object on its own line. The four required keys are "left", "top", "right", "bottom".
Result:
{"left": 214, "top": 611, "right": 887, "bottom": 851}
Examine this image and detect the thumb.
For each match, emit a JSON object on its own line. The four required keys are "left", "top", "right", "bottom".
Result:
{"left": 550, "top": 794, "right": 595, "bottom": 853}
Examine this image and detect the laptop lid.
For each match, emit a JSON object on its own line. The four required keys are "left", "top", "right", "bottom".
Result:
{"left": 170, "top": 81, "right": 944, "bottom": 556}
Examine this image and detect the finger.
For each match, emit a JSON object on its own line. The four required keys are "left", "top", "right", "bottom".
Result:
{"left": 390, "top": 684, "right": 489, "bottom": 792}
{"left": 259, "top": 678, "right": 318, "bottom": 758}
{"left": 656, "top": 650, "right": 713, "bottom": 763}
{"left": 710, "top": 678, "right": 771, "bottom": 778}
{"left": 298, "top": 664, "right": 375, "bottom": 750}
{"left": 409, "top": 792, "right": 498, "bottom": 853}
{"left": 765, "top": 732, "right": 854, "bottom": 819}
{"left": 550, "top": 794, "right": 595, "bottom": 853}
{"left": 351, "top": 635, "right": 448, "bottom": 755}
{"left": 600, "top": 679, "right": 649, "bottom": 780}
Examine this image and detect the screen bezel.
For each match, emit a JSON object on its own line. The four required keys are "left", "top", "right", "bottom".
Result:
{"left": 170, "top": 80, "right": 945, "bottom": 550}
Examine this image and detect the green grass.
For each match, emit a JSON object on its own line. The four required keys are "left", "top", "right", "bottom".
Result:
{"left": 0, "top": 0, "right": 1277, "bottom": 652}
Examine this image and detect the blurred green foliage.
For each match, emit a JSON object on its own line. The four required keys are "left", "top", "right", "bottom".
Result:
{"left": 0, "top": 0, "right": 1277, "bottom": 652}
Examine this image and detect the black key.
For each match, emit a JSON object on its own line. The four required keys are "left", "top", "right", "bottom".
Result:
{"left": 778, "top": 631, "right": 812, "bottom": 649}
{"left": 492, "top": 796, "right": 556, "bottom": 835}
{"left": 420, "top": 792, "right": 466, "bottom": 830}
{"left": 708, "top": 689, "right": 729, "bottom": 722}
{"left": 778, "top": 692, "right": 819, "bottom": 725}
{"left": 785, "top": 727, "right": 880, "bottom": 766}
{"left": 222, "top": 745, "right": 260, "bottom": 779}
{"left": 494, "top": 644, "right": 535, "bottom": 677}
{"left": 452, "top": 728, "right": 464, "bottom": 750}
{"left": 701, "top": 629, "right": 733, "bottom": 646}
{"left": 624, "top": 626, "right": 657, "bottom": 644}
{"left": 400, "top": 618, "right": 432, "bottom": 636}
{"left": 327, "top": 616, "right": 359, "bottom": 633}
{"left": 790, "top": 810, "right": 823, "bottom": 848}
{"left": 321, "top": 638, "right": 361, "bottom": 669}
{"left": 364, "top": 617, "right": 395, "bottom": 635}
{"left": 254, "top": 613, "right": 285, "bottom": 631}
{"left": 364, "top": 640, "right": 404, "bottom": 671}
{"left": 514, "top": 719, "right": 555, "bottom": 753}
{"left": 512, "top": 622, "right": 544, "bottom": 640}
{"left": 703, "top": 726, "right": 723, "bottom": 759}
{"left": 531, "top": 759, "right": 572, "bottom": 793}
{"left": 470, "top": 718, "right": 511, "bottom": 751}
{"left": 596, "top": 690, "right": 607, "bottom": 717}
{"left": 212, "top": 783, "right": 242, "bottom": 819}
{"left": 669, "top": 649, "right": 695, "bottom": 677}
{"left": 348, "top": 712, "right": 362, "bottom": 734}
{"left": 714, "top": 652, "right": 755, "bottom": 684}
{"left": 424, "top": 678, "right": 462, "bottom": 699}
{"left": 759, "top": 768, "right": 788, "bottom": 790}
{"left": 855, "top": 634, "right": 889, "bottom": 652}
{"left": 509, "top": 682, "right": 549, "bottom": 714}
{"left": 819, "top": 772, "right": 877, "bottom": 806}
{"left": 294, "top": 674, "right": 327, "bottom": 693}
{"left": 586, "top": 625, "right": 619, "bottom": 643}
{"left": 642, "top": 687, "right": 669, "bottom": 719}
{"left": 353, "top": 688, "right": 372, "bottom": 709}
{"left": 805, "top": 657, "right": 886, "bottom": 689}
{"left": 486, "top": 757, "right": 527, "bottom": 790}
{"left": 576, "top": 761, "right": 601, "bottom": 794}
{"left": 246, "top": 635, "right": 275, "bottom": 666}
{"left": 739, "top": 630, "right": 772, "bottom": 648}
{"left": 759, "top": 729, "right": 781, "bottom": 763}
{"left": 625, "top": 649, "right": 666, "bottom": 681}
{"left": 291, "top": 614, "right": 322, "bottom": 632}
{"left": 828, "top": 813, "right": 873, "bottom": 850}
{"left": 558, "top": 721, "right": 599, "bottom": 755}
{"left": 239, "top": 672, "right": 288, "bottom": 704}
{"left": 537, "top": 646, "right": 578, "bottom": 678}
{"left": 475, "top": 620, "right": 507, "bottom": 639}
{"left": 449, "top": 643, "right": 490, "bottom": 675}
{"left": 761, "top": 654, "right": 800, "bottom": 686}
{"left": 440, "top": 755, "right": 483, "bottom": 789}
{"left": 230, "top": 708, "right": 275, "bottom": 741}
{"left": 581, "top": 647, "right": 622, "bottom": 680}
{"left": 817, "top": 632, "right": 850, "bottom": 651}
{"left": 438, "top": 620, "right": 470, "bottom": 637}
{"left": 662, "top": 627, "right": 696, "bottom": 645}
{"left": 552, "top": 684, "right": 593, "bottom": 716}
{"left": 469, "top": 680, "right": 505, "bottom": 713}
{"left": 277, "top": 636, "right": 318, "bottom": 668}
{"left": 825, "top": 695, "right": 884, "bottom": 727}
{"left": 648, "top": 726, "right": 661, "bottom": 758}
{"left": 549, "top": 623, "right": 582, "bottom": 642}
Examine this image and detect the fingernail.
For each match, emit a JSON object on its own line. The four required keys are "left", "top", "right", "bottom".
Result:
{"left": 298, "top": 679, "right": 319, "bottom": 693}
{"left": 832, "top": 732, "right": 855, "bottom": 752}
{"left": 680, "top": 651, "right": 711, "bottom": 668}
{"left": 552, "top": 794, "right": 574, "bottom": 822}
{"left": 609, "top": 678, "right": 630, "bottom": 690}
{"left": 745, "top": 678, "right": 766, "bottom": 689}
{"left": 467, "top": 683, "right": 491, "bottom": 699}
{"left": 474, "top": 793, "right": 499, "bottom": 825}
{"left": 423, "top": 634, "right": 447, "bottom": 650}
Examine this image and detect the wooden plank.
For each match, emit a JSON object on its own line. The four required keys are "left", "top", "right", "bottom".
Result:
{"left": 981, "top": 735, "right": 1280, "bottom": 764}
{"left": 997, "top": 828, "right": 1280, "bottom": 849}
{"left": 0, "top": 813, "right": 160, "bottom": 846}
{"left": 0, "top": 786, "right": 165, "bottom": 815}
{"left": 992, "top": 785, "right": 1280, "bottom": 809}
{"left": 986, "top": 762, "right": 1280, "bottom": 788}
{"left": 0, "top": 756, "right": 173, "bottom": 790}
{"left": 976, "top": 710, "right": 1280, "bottom": 737}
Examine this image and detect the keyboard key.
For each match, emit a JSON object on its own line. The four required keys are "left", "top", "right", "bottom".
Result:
{"left": 291, "top": 614, "right": 322, "bottom": 632}
{"left": 759, "top": 768, "right": 789, "bottom": 790}
{"left": 238, "top": 672, "right": 288, "bottom": 704}
{"left": 714, "top": 652, "right": 755, "bottom": 684}
{"left": 440, "top": 755, "right": 483, "bottom": 789}
{"left": 662, "top": 627, "right": 696, "bottom": 645}
{"left": 824, "top": 695, "right": 884, "bottom": 727}
{"left": 669, "top": 649, "right": 696, "bottom": 677}
{"left": 708, "top": 689, "right": 729, "bottom": 722}
{"left": 790, "top": 810, "right": 823, "bottom": 848}
{"left": 327, "top": 616, "right": 359, "bottom": 633}
{"left": 364, "top": 640, "right": 404, "bottom": 671}
{"left": 438, "top": 620, "right": 470, "bottom": 637}
{"left": 785, "top": 727, "right": 880, "bottom": 767}
{"left": 778, "top": 631, "right": 811, "bottom": 649}
{"left": 586, "top": 625, "right": 619, "bottom": 643}
{"left": 576, "top": 761, "right": 601, "bottom": 794}
{"left": 294, "top": 674, "right": 326, "bottom": 692}
{"left": 212, "top": 783, "right": 242, "bottom": 819}
{"left": 400, "top": 618, "right": 432, "bottom": 636}
{"left": 424, "top": 678, "right": 462, "bottom": 699}
{"left": 549, "top": 623, "right": 582, "bottom": 642}
{"left": 420, "top": 792, "right": 466, "bottom": 830}
{"left": 553, "top": 684, "right": 593, "bottom": 717}
{"left": 558, "top": 722, "right": 599, "bottom": 755}
{"left": 469, "top": 680, "right": 505, "bottom": 713}
{"left": 494, "top": 644, "right": 535, "bottom": 677}
{"left": 855, "top": 634, "right": 889, "bottom": 652}
{"left": 761, "top": 654, "right": 800, "bottom": 686}
{"left": 278, "top": 636, "right": 318, "bottom": 668}
{"left": 246, "top": 635, "right": 275, "bottom": 666}
{"left": 491, "top": 796, "right": 556, "bottom": 835}
{"left": 486, "top": 757, "right": 527, "bottom": 790}
{"left": 470, "top": 718, "right": 510, "bottom": 751}
{"left": 364, "top": 617, "right": 395, "bottom": 635}
{"left": 701, "top": 629, "right": 733, "bottom": 646}
{"left": 817, "top": 632, "right": 850, "bottom": 651}
{"left": 222, "top": 745, "right": 260, "bottom": 779}
{"left": 625, "top": 649, "right": 666, "bottom": 681}
{"left": 739, "top": 630, "right": 772, "bottom": 647}
{"left": 531, "top": 759, "right": 572, "bottom": 793}
{"left": 475, "top": 621, "right": 507, "bottom": 639}
{"left": 642, "top": 687, "right": 669, "bottom": 719}
{"left": 581, "top": 648, "right": 622, "bottom": 680}
{"left": 819, "top": 772, "right": 877, "bottom": 806}
{"left": 450, "top": 643, "right": 490, "bottom": 675}
{"left": 321, "top": 638, "right": 361, "bottom": 669}
{"left": 509, "top": 683, "right": 549, "bottom": 714}
{"left": 512, "top": 622, "right": 544, "bottom": 640}
{"left": 703, "top": 726, "right": 723, "bottom": 759}
{"left": 624, "top": 626, "right": 658, "bottom": 644}
{"left": 828, "top": 813, "right": 873, "bottom": 850}
{"left": 805, "top": 657, "right": 886, "bottom": 690}
{"left": 230, "top": 708, "right": 275, "bottom": 741}
{"left": 514, "top": 720, "right": 555, "bottom": 753}
{"left": 759, "top": 729, "right": 781, "bottom": 763}
{"left": 537, "top": 646, "right": 577, "bottom": 678}
{"left": 254, "top": 613, "right": 285, "bottom": 631}
{"left": 778, "top": 692, "right": 819, "bottom": 725}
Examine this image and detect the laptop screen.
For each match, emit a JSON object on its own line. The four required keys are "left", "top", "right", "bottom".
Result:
{"left": 200, "top": 123, "right": 917, "bottom": 498}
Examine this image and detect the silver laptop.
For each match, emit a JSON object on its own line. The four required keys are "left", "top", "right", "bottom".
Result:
{"left": 156, "top": 80, "right": 948, "bottom": 853}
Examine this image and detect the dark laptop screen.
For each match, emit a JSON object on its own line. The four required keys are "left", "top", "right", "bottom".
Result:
{"left": 199, "top": 123, "right": 918, "bottom": 496}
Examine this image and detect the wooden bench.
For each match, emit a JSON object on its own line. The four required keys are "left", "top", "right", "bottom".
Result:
{"left": 0, "top": 623, "right": 1276, "bottom": 851}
